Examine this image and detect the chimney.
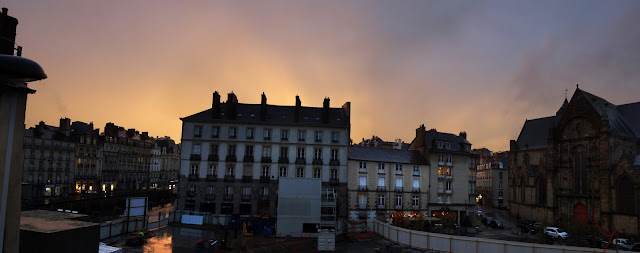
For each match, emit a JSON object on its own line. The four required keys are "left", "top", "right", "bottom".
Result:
{"left": 89, "top": 121, "right": 94, "bottom": 130}
{"left": 0, "top": 7, "right": 18, "bottom": 55}
{"left": 93, "top": 129, "right": 99, "bottom": 136}
{"left": 142, "top": 132, "right": 149, "bottom": 140}
{"left": 415, "top": 124, "right": 429, "bottom": 162}
{"left": 226, "top": 92, "right": 238, "bottom": 120}
{"left": 59, "top": 118, "right": 71, "bottom": 136}
{"left": 294, "top": 95, "right": 301, "bottom": 122}
{"left": 459, "top": 131, "right": 467, "bottom": 140}
{"left": 260, "top": 92, "right": 267, "bottom": 121}
{"left": 127, "top": 128, "right": 136, "bottom": 137}
{"left": 322, "top": 97, "right": 330, "bottom": 124}
{"left": 211, "top": 91, "right": 221, "bottom": 119}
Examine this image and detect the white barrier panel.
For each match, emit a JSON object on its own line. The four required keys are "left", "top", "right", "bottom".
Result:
{"left": 181, "top": 215, "right": 204, "bottom": 225}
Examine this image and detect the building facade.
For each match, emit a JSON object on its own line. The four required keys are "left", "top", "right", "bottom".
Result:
{"left": 151, "top": 137, "right": 180, "bottom": 190}
{"left": 474, "top": 148, "right": 508, "bottom": 208}
{"left": 101, "top": 123, "right": 154, "bottom": 192}
{"left": 409, "top": 125, "right": 477, "bottom": 223}
{"left": 70, "top": 121, "right": 102, "bottom": 193}
{"left": 509, "top": 87, "right": 640, "bottom": 235}
{"left": 177, "top": 92, "right": 350, "bottom": 222}
{"left": 23, "top": 119, "right": 76, "bottom": 200}
{"left": 347, "top": 146, "right": 429, "bottom": 221}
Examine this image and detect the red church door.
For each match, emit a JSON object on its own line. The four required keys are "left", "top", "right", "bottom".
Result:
{"left": 573, "top": 203, "right": 588, "bottom": 226}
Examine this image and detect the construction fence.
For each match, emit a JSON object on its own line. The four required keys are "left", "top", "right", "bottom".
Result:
{"left": 372, "top": 220, "right": 618, "bottom": 253}
{"left": 99, "top": 213, "right": 170, "bottom": 240}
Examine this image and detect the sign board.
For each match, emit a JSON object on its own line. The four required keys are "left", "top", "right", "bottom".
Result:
{"left": 125, "top": 197, "right": 148, "bottom": 217}
{"left": 181, "top": 215, "right": 204, "bottom": 225}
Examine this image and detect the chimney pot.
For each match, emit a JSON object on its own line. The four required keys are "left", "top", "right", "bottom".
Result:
{"left": 2, "top": 8, "right": 7, "bottom": 15}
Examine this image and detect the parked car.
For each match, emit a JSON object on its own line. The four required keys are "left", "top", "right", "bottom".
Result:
{"left": 612, "top": 238, "right": 633, "bottom": 250}
{"left": 629, "top": 242, "right": 640, "bottom": 252}
{"left": 483, "top": 217, "right": 493, "bottom": 226}
{"left": 488, "top": 220, "right": 504, "bottom": 229}
{"left": 544, "top": 227, "right": 568, "bottom": 239}
{"left": 516, "top": 224, "right": 534, "bottom": 234}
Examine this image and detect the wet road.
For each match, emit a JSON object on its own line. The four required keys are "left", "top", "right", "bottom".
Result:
{"left": 118, "top": 226, "right": 221, "bottom": 253}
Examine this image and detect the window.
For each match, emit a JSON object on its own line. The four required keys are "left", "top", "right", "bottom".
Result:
{"left": 208, "top": 164, "right": 216, "bottom": 175}
{"left": 499, "top": 172, "right": 503, "bottom": 179}
{"left": 229, "top": 127, "right": 237, "bottom": 139}
{"left": 395, "top": 195, "right": 402, "bottom": 206}
{"left": 378, "top": 163, "right": 385, "bottom": 173}
{"left": 263, "top": 129, "right": 271, "bottom": 140}
{"left": 296, "top": 148, "right": 305, "bottom": 159}
{"left": 194, "top": 126, "right": 202, "bottom": 137}
{"left": 359, "top": 162, "right": 367, "bottom": 168}
{"left": 261, "top": 187, "right": 269, "bottom": 196}
{"left": 314, "top": 148, "right": 322, "bottom": 160}
{"left": 242, "top": 187, "right": 251, "bottom": 197}
{"left": 437, "top": 142, "right": 443, "bottom": 149}
{"left": 445, "top": 181, "right": 452, "bottom": 191}
{"left": 538, "top": 177, "right": 547, "bottom": 205}
{"left": 262, "top": 146, "right": 272, "bottom": 158}
{"left": 297, "top": 167, "right": 305, "bottom": 178}
{"left": 395, "top": 178, "right": 403, "bottom": 190}
{"left": 331, "top": 149, "right": 339, "bottom": 160}
{"left": 499, "top": 182, "right": 503, "bottom": 189}
{"left": 359, "top": 176, "right": 367, "bottom": 188}
{"left": 281, "top": 129, "right": 289, "bottom": 140}
{"left": 190, "top": 163, "right": 199, "bottom": 176}
{"left": 228, "top": 145, "right": 236, "bottom": 155}
{"left": 378, "top": 195, "right": 385, "bottom": 206}
{"left": 412, "top": 196, "right": 419, "bottom": 207}
{"left": 358, "top": 194, "right": 367, "bottom": 208}
{"left": 330, "top": 168, "right": 338, "bottom": 180}
{"left": 280, "top": 147, "right": 288, "bottom": 158}
{"left": 246, "top": 128, "right": 255, "bottom": 139}
{"left": 331, "top": 132, "right": 339, "bottom": 143}
{"left": 395, "top": 164, "right": 402, "bottom": 175}
{"left": 413, "top": 165, "right": 419, "bottom": 175}
{"left": 573, "top": 146, "right": 587, "bottom": 194}
{"left": 225, "top": 186, "right": 233, "bottom": 195}
{"left": 314, "top": 168, "right": 321, "bottom": 178}
{"left": 315, "top": 131, "right": 322, "bottom": 142}
{"left": 192, "top": 144, "right": 201, "bottom": 155}
{"left": 412, "top": 179, "right": 419, "bottom": 191}
{"left": 245, "top": 145, "right": 254, "bottom": 157}
{"left": 212, "top": 126, "right": 220, "bottom": 138}
{"left": 446, "top": 167, "right": 451, "bottom": 177}
{"left": 378, "top": 177, "right": 385, "bottom": 187}
{"left": 262, "top": 166, "right": 270, "bottom": 177}
{"left": 207, "top": 185, "right": 215, "bottom": 195}
{"left": 279, "top": 167, "right": 287, "bottom": 177}
{"left": 617, "top": 176, "right": 635, "bottom": 213}
{"left": 498, "top": 191, "right": 503, "bottom": 197}
{"left": 189, "top": 185, "right": 197, "bottom": 193}
{"left": 226, "top": 166, "right": 234, "bottom": 176}
{"left": 298, "top": 130, "right": 306, "bottom": 141}
{"left": 446, "top": 195, "right": 451, "bottom": 204}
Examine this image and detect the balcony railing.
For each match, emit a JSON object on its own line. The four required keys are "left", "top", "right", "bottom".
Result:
{"left": 260, "top": 176, "right": 270, "bottom": 183}
{"left": 241, "top": 195, "right": 251, "bottom": 202}
{"left": 358, "top": 168, "right": 367, "bottom": 173}
{"left": 395, "top": 187, "right": 403, "bottom": 192}
{"left": 377, "top": 186, "right": 386, "bottom": 191}
{"left": 377, "top": 169, "right": 385, "bottom": 174}
{"left": 295, "top": 158, "right": 306, "bottom": 165}
{"left": 358, "top": 186, "right": 367, "bottom": 191}
{"left": 224, "top": 175, "right": 235, "bottom": 182}
{"left": 187, "top": 191, "right": 196, "bottom": 197}
{"left": 377, "top": 204, "right": 385, "bottom": 210}
{"left": 188, "top": 174, "right": 199, "bottom": 181}
{"left": 206, "top": 175, "right": 217, "bottom": 182}
{"left": 225, "top": 155, "right": 237, "bottom": 162}
{"left": 395, "top": 170, "right": 403, "bottom": 175}
{"left": 278, "top": 157, "right": 289, "bottom": 164}
{"left": 412, "top": 205, "right": 419, "bottom": 210}
{"left": 207, "top": 154, "right": 219, "bottom": 162}
{"left": 190, "top": 154, "right": 201, "bottom": 161}
{"left": 242, "top": 176, "right": 252, "bottom": 182}
{"left": 205, "top": 194, "right": 215, "bottom": 200}
{"left": 437, "top": 188, "right": 444, "bottom": 194}
{"left": 445, "top": 175, "right": 452, "bottom": 180}
{"left": 394, "top": 205, "right": 402, "bottom": 210}
{"left": 261, "top": 157, "right": 272, "bottom": 163}
{"left": 358, "top": 204, "right": 367, "bottom": 210}
{"left": 260, "top": 195, "right": 269, "bottom": 201}
{"left": 329, "top": 178, "right": 339, "bottom": 185}
{"left": 412, "top": 187, "right": 420, "bottom": 193}
{"left": 445, "top": 189, "right": 452, "bottom": 194}
{"left": 412, "top": 171, "right": 420, "bottom": 176}
{"left": 329, "top": 159, "right": 340, "bottom": 166}
{"left": 223, "top": 194, "right": 233, "bottom": 201}
{"left": 243, "top": 156, "right": 254, "bottom": 163}
{"left": 312, "top": 159, "right": 323, "bottom": 165}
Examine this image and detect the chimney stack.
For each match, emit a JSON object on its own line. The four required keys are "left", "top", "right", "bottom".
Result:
{"left": 211, "top": 91, "right": 221, "bottom": 119}
{"left": 294, "top": 95, "right": 301, "bottom": 122}
{"left": 226, "top": 92, "right": 238, "bottom": 120}
{"left": 415, "top": 124, "right": 429, "bottom": 162}
{"left": 459, "top": 131, "right": 467, "bottom": 140}
{"left": 322, "top": 97, "right": 330, "bottom": 124}
{"left": 0, "top": 7, "right": 18, "bottom": 55}
{"left": 260, "top": 92, "right": 267, "bottom": 121}
{"left": 127, "top": 128, "right": 136, "bottom": 137}
{"left": 59, "top": 118, "right": 71, "bottom": 136}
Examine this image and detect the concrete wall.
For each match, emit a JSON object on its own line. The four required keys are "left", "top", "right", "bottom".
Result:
{"left": 20, "top": 224, "right": 100, "bottom": 253}
{"left": 276, "top": 178, "right": 321, "bottom": 237}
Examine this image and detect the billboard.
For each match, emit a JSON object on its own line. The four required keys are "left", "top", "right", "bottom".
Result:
{"left": 125, "top": 197, "right": 148, "bottom": 217}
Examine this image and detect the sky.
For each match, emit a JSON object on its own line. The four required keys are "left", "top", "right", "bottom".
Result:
{"left": 7, "top": 0, "right": 640, "bottom": 151}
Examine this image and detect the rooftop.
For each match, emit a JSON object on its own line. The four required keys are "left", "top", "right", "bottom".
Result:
{"left": 20, "top": 210, "right": 98, "bottom": 233}
{"left": 349, "top": 145, "right": 428, "bottom": 164}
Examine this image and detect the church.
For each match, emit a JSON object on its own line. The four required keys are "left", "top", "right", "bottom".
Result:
{"left": 509, "top": 86, "right": 640, "bottom": 235}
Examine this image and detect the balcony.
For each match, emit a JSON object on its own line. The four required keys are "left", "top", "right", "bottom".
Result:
{"left": 412, "top": 205, "right": 419, "bottom": 210}
{"left": 224, "top": 175, "right": 235, "bottom": 182}
{"left": 437, "top": 188, "right": 444, "bottom": 194}
{"left": 358, "top": 204, "right": 367, "bottom": 210}
{"left": 445, "top": 189, "right": 452, "bottom": 194}
{"left": 438, "top": 175, "right": 444, "bottom": 180}
{"left": 242, "top": 176, "right": 252, "bottom": 183}
{"left": 188, "top": 174, "right": 199, "bottom": 181}
{"left": 260, "top": 176, "right": 270, "bottom": 183}
{"left": 329, "top": 178, "right": 339, "bottom": 185}
{"left": 377, "top": 186, "right": 386, "bottom": 191}
{"left": 241, "top": 194, "right": 251, "bottom": 202}
{"left": 223, "top": 194, "right": 233, "bottom": 201}
{"left": 190, "top": 154, "right": 201, "bottom": 161}
{"left": 329, "top": 159, "right": 340, "bottom": 166}
{"left": 260, "top": 195, "right": 269, "bottom": 202}
{"left": 412, "top": 171, "right": 420, "bottom": 176}
{"left": 395, "top": 187, "right": 403, "bottom": 192}
{"left": 207, "top": 154, "right": 219, "bottom": 162}
{"left": 206, "top": 175, "right": 217, "bottom": 182}
{"left": 358, "top": 186, "right": 367, "bottom": 191}
{"left": 438, "top": 161, "right": 444, "bottom": 166}
{"left": 377, "top": 204, "right": 385, "bottom": 210}
{"left": 358, "top": 168, "right": 367, "bottom": 173}
{"left": 225, "top": 155, "right": 237, "bottom": 162}
{"left": 187, "top": 191, "right": 196, "bottom": 198}
{"left": 312, "top": 159, "right": 323, "bottom": 165}
{"left": 243, "top": 156, "right": 254, "bottom": 163}
{"left": 394, "top": 205, "right": 402, "bottom": 210}
{"left": 377, "top": 169, "right": 385, "bottom": 174}
{"left": 205, "top": 194, "right": 215, "bottom": 200}
{"left": 412, "top": 187, "right": 420, "bottom": 193}
{"left": 395, "top": 171, "right": 403, "bottom": 176}
{"left": 295, "top": 158, "right": 306, "bottom": 165}
{"left": 278, "top": 157, "right": 289, "bottom": 164}
{"left": 261, "top": 157, "right": 272, "bottom": 163}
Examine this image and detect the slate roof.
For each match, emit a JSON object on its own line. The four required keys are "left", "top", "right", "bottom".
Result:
{"left": 617, "top": 102, "right": 640, "bottom": 138}
{"left": 181, "top": 103, "right": 348, "bottom": 128}
{"left": 349, "top": 146, "right": 428, "bottom": 164}
{"left": 420, "top": 130, "right": 473, "bottom": 154}
{"left": 25, "top": 123, "right": 74, "bottom": 142}
{"left": 515, "top": 116, "right": 554, "bottom": 150}
{"left": 155, "top": 137, "right": 178, "bottom": 154}
{"left": 579, "top": 90, "right": 637, "bottom": 138}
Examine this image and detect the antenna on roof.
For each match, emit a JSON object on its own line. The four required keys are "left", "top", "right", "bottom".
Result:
{"left": 565, "top": 89, "right": 568, "bottom": 100}
{"left": 576, "top": 83, "right": 579, "bottom": 89}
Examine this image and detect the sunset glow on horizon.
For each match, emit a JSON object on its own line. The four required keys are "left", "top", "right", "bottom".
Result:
{"left": 9, "top": 1, "right": 640, "bottom": 151}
